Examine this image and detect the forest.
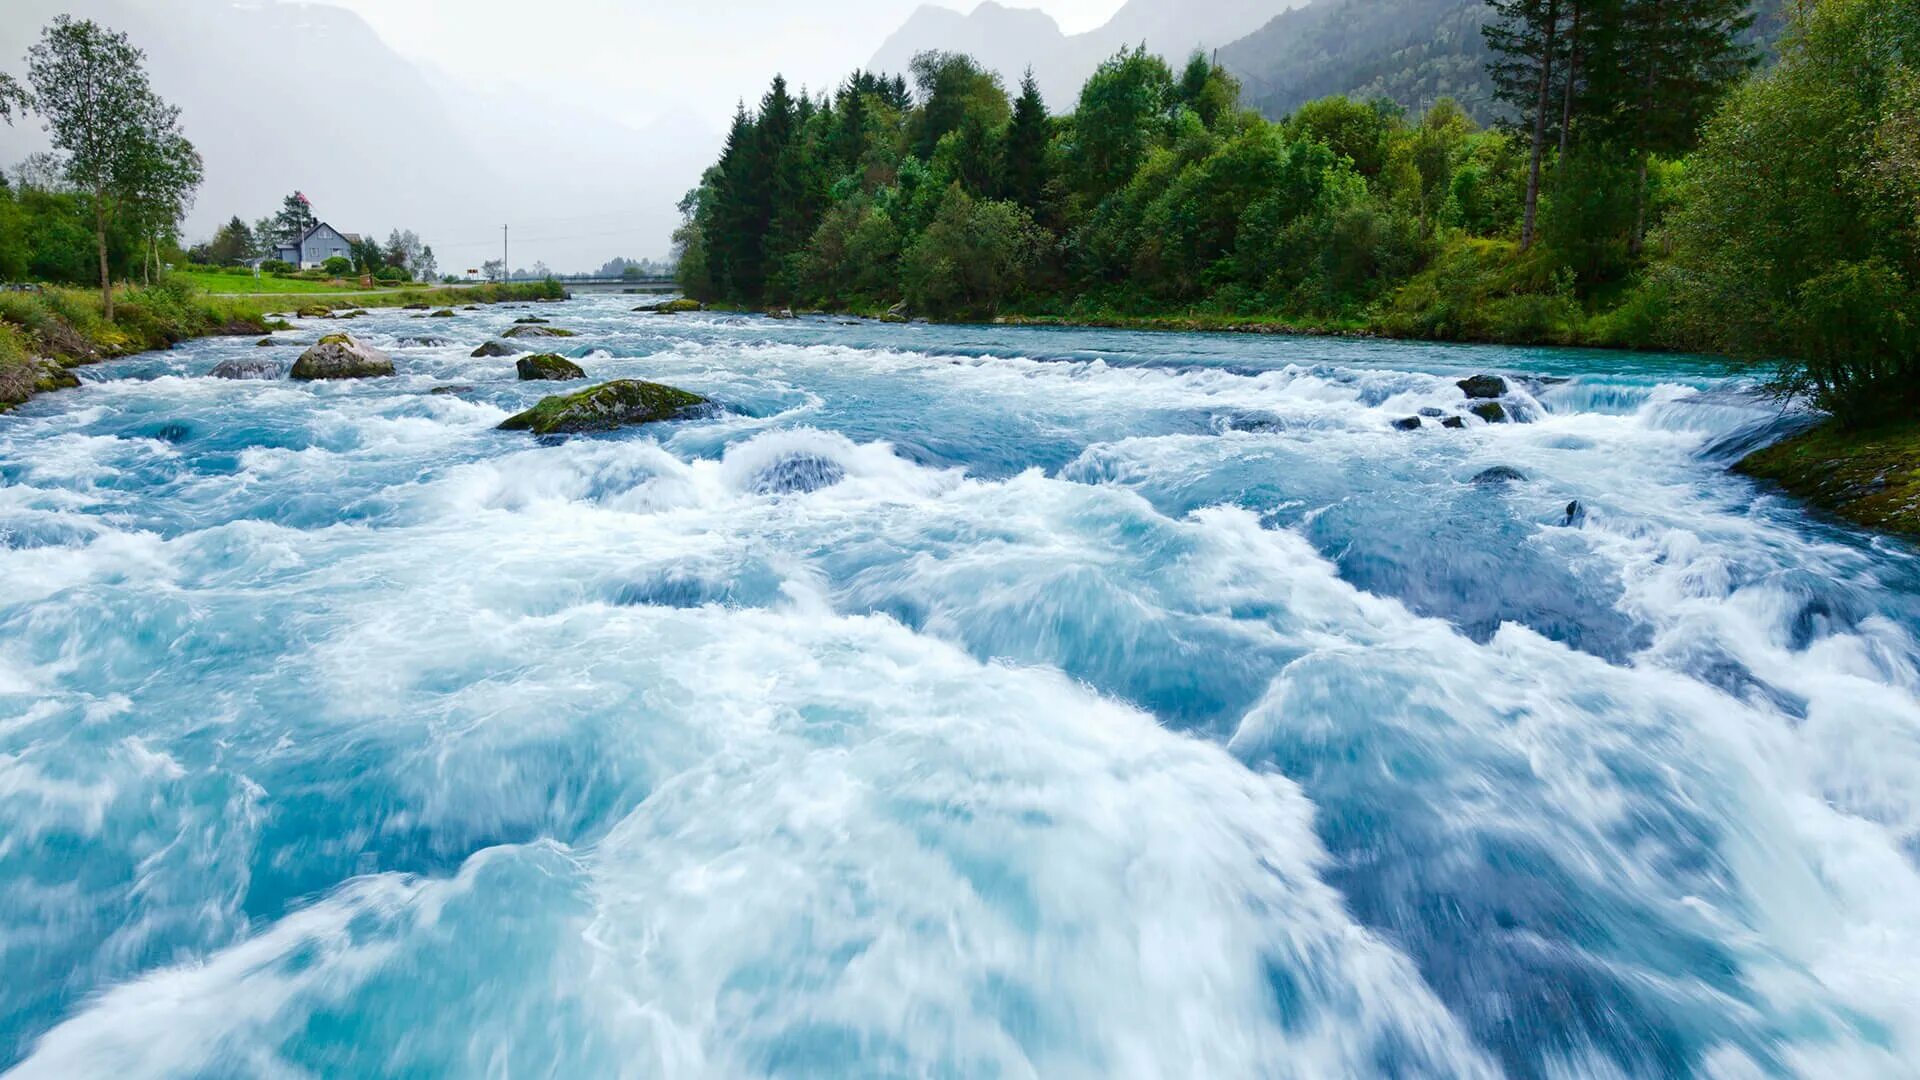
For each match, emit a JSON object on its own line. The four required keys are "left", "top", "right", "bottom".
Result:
{"left": 676, "top": 0, "right": 1918, "bottom": 427}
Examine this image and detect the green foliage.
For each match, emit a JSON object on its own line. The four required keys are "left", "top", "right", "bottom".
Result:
{"left": 321, "top": 255, "right": 353, "bottom": 276}
{"left": 1663, "top": 0, "right": 1920, "bottom": 424}
{"left": 901, "top": 185, "right": 1043, "bottom": 317}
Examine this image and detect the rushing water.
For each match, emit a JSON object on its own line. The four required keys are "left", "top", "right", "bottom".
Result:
{"left": 2, "top": 294, "right": 1918, "bottom": 1078}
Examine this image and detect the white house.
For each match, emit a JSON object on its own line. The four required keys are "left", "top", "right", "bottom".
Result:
{"left": 273, "top": 222, "right": 360, "bottom": 269}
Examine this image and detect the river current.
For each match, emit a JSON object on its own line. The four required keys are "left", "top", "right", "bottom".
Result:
{"left": 2, "top": 294, "right": 1917, "bottom": 1077}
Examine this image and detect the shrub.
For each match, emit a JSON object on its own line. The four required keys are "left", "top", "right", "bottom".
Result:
{"left": 322, "top": 256, "right": 353, "bottom": 276}
{"left": 259, "top": 259, "right": 294, "bottom": 275}
{"left": 373, "top": 265, "right": 409, "bottom": 283}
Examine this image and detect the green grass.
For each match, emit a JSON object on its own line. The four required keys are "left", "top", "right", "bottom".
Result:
{"left": 1737, "top": 420, "right": 1920, "bottom": 536}
{"left": 169, "top": 268, "right": 402, "bottom": 296}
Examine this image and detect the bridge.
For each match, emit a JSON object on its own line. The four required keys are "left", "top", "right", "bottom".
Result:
{"left": 543, "top": 276, "right": 679, "bottom": 294}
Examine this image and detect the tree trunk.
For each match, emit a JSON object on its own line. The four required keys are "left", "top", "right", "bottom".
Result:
{"left": 1630, "top": 154, "right": 1650, "bottom": 257}
{"left": 1521, "top": 0, "right": 1561, "bottom": 251}
{"left": 94, "top": 195, "right": 113, "bottom": 322}
{"left": 1629, "top": 1, "right": 1660, "bottom": 257}
{"left": 1557, "top": 0, "right": 1582, "bottom": 175}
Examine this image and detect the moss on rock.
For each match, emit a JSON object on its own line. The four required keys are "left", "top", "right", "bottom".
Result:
{"left": 516, "top": 353, "right": 586, "bottom": 380}
{"left": 1737, "top": 420, "right": 1920, "bottom": 536}
{"left": 503, "top": 324, "right": 577, "bottom": 339}
{"left": 498, "top": 379, "right": 708, "bottom": 435}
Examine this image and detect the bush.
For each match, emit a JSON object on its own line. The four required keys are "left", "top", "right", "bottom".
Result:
{"left": 902, "top": 185, "right": 1044, "bottom": 318}
{"left": 322, "top": 256, "right": 353, "bottom": 276}
{"left": 1786, "top": 258, "right": 1920, "bottom": 425}
{"left": 373, "top": 265, "right": 409, "bottom": 283}
{"left": 259, "top": 259, "right": 294, "bottom": 275}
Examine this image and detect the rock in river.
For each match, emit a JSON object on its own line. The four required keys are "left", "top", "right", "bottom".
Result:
{"left": 1457, "top": 374, "right": 1509, "bottom": 399}
{"left": 1472, "top": 466, "right": 1529, "bottom": 484}
{"left": 516, "top": 353, "right": 586, "bottom": 381}
{"left": 498, "top": 379, "right": 709, "bottom": 435}
{"left": 1392, "top": 416, "right": 1423, "bottom": 431}
{"left": 289, "top": 334, "right": 395, "bottom": 380}
{"left": 472, "top": 341, "right": 519, "bottom": 358}
{"left": 209, "top": 356, "right": 285, "bottom": 380}
{"left": 638, "top": 298, "right": 702, "bottom": 314}
{"left": 1471, "top": 401, "right": 1509, "bottom": 424}
{"left": 503, "top": 324, "right": 577, "bottom": 339}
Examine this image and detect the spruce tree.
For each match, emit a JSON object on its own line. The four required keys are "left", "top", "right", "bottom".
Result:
{"left": 1000, "top": 71, "right": 1052, "bottom": 213}
{"left": 1485, "top": 0, "right": 1568, "bottom": 250}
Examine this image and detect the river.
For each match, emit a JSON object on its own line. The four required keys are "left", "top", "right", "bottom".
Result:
{"left": 2, "top": 295, "right": 1917, "bottom": 1077}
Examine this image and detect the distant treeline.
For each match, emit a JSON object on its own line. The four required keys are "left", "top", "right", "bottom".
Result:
{"left": 676, "top": 0, "right": 1917, "bottom": 427}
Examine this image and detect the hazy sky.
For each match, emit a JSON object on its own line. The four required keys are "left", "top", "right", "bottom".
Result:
{"left": 304, "top": 0, "right": 1130, "bottom": 129}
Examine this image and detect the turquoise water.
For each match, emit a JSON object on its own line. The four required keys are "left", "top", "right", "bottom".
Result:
{"left": 2, "top": 296, "right": 1918, "bottom": 1077}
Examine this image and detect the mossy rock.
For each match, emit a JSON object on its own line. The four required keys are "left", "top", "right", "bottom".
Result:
{"left": 498, "top": 379, "right": 708, "bottom": 435}
{"left": 290, "top": 334, "right": 395, "bottom": 380}
{"left": 1737, "top": 419, "right": 1920, "bottom": 536}
{"left": 514, "top": 316, "right": 550, "bottom": 325}
{"left": 403, "top": 303, "right": 430, "bottom": 311}
{"left": 472, "top": 341, "right": 519, "bottom": 358}
{"left": 296, "top": 304, "right": 332, "bottom": 318}
{"left": 639, "top": 298, "right": 702, "bottom": 314}
{"left": 503, "top": 324, "right": 577, "bottom": 339}
{"left": 429, "top": 308, "right": 456, "bottom": 318}
{"left": 255, "top": 337, "right": 275, "bottom": 347}
{"left": 516, "top": 353, "right": 586, "bottom": 381}
{"left": 1471, "top": 401, "right": 1508, "bottom": 424}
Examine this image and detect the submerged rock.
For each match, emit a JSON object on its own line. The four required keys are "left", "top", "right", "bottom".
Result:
{"left": 1458, "top": 374, "right": 1508, "bottom": 399}
{"left": 1471, "top": 401, "right": 1509, "bottom": 424}
{"left": 1392, "top": 416, "right": 1423, "bottom": 431}
{"left": 1472, "top": 466, "right": 1529, "bottom": 485}
{"left": 471, "top": 341, "right": 519, "bottom": 358}
{"left": 428, "top": 384, "right": 475, "bottom": 395}
{"left": 403, "top": 303, "right": 430, "bottom": 311}
{"left": 1562, "top": 500, "right": 1588, "bottom": 527}
{"left": 516, "top": 353, "right": 586, "bottom": 381}
{"left": 255, "top": 337, "right": 274, "bottom": 347}
{"left": 750, "top": 454, "right": 846, "bottom": 495}
{"left": 514, "top": 316, "right": 550, "bottom": 324}
{"left": 768, "top": 308, "right": 797, "bottom": 320}
{"left": 1418, "top": 407, "right": 1445, "bottom": 418}
{"left": 1441, "top": 416, "right": 1466, "bottom": 429}
{"left": 209, "top": 356, "right": 286, "bottom": 380}
{"left": 398, "top": 335, "right": 451, "bottom": 346}
{"left": 289, "top": 334, "right": 395, "bottom": 380}
{"left": 429, "top": 308, "right": 456, "bottom": 318}
{"left": 498, "top": 379, "right": 709, "bottom": 435}
{"left": 503, "top": 324, "right": 577, "bottom": 339}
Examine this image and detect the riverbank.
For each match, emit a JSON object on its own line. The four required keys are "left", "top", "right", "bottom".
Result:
{"left": 0, "top": 279, "right": 567, "bottom": 410}
{"left": 1737, "top": 420, "right": 1920, "bottom": 537}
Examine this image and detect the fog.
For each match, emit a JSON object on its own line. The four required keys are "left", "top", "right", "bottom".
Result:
{"left": 1, "top": 0, "right": 1284, "bottom": 272}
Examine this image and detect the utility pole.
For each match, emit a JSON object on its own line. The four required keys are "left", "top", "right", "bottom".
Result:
{"left": 503, "top": 224, "right": 509, "bottom": 284}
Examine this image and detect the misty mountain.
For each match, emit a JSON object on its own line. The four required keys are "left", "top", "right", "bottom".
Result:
{"left": 0, "top": 0, "right": 714, "bottom": 267}
{"left": 869, "top": 0, "right": 1307, "bottom": 110}
{"left": 1216, "top": 0, "right": 1792, "bottom": 122}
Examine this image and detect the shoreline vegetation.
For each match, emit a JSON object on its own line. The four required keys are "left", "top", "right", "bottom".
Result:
{"left": 0, "top": 278, "right": 566, "bottom": 411}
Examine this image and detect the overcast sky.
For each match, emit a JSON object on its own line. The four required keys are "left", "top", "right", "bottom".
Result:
{"left": 306, "top": 0, "right": 1130, "bottom": 130}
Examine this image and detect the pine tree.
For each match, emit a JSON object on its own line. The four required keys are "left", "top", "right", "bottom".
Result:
{"left": 1000, "top": 70, "right": 1052, "bottom": 213}
{"left": 1485, "top": 0, "right": 1566, "bottom": 250}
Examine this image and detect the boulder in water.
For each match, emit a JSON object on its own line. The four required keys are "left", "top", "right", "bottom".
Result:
{"left": 472, "top": 341, "right": 519, "bottom": 358}
{"left": 1392, "top": 416, "right": 1423, "bottom": 431}
{"left": 1562, "top": 500, "right": 1587, "bottom": 527}
{"left": 1471, "top": 401, "right": 1509, "bottom": 424}
{"left": 1441, "top": 416, "right": 1466, "bottom": 429}
{"left": 1418, "top": 407, "right": 1445, "bottom": 417}
{"left": 209, "top": 356, "right": 286, "bottom": 380}
{"left": 514, "top": 316, "right": 549, "bottom": 325}
{"left": 255, "top": 337, "right": 275, "bottom": 347}
{"left": 503, "top": 324, "right": 577, "bottom": 339}
{"left": 403, "top": 303, "right": 430, "bottom": 311}
{"left": 428, "top": 384, "right": 475, "bottom": 395}
{"left": 1472, "top": 466, "right": 1528, "bottom": 485}
{"left": 498, "top": 379, "right": 709, "bottom": 435}
{"left": 289, "top": 334, "right": 395, "bottom": 380}
{"left": 639, "top": 298, "right": 701, "bottom": 314}
{"left": 398, "top": 335, "right": 451, "bottom": 347}
{"left": 768, "top": 308, "right": 797, "bottom": 320}
{"left": 516, "top": 353, "right": 586, "bottom": 381}
{"left": 295, "top": 304, "right": 332, "bottom": 318}
{"left": 1458, "top": 374, "right": 1508, "bottom": 399}
{"left": 429, "top": 308, "right": 456, "bottom": 318}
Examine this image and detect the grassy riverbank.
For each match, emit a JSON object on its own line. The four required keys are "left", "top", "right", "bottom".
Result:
{"left": 1737, "top": 421, "right": 1920, "bottom": 537}
{"left": 0, "top": 278, "right": 567, "bottom": 410}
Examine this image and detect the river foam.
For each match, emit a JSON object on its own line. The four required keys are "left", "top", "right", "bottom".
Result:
{"left": 1, "top": 297, "right": 1916, "bottom": 1076}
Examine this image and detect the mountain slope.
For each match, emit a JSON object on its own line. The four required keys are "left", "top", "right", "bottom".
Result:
{"left": 869, "top": 0, "right": 1308, "bottom": 109}
{"left": 1217, "top": 0, "right": 1791, "bottom": 122}
{"left": 0, "top": 0, "right": 712, "bottom": 265}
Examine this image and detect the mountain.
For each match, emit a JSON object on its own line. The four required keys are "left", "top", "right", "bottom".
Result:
{"left": 1216, "top": 0, "right": 1793, "bottom": 122}
{"left": 0, "top": 0, "right": 714, "bottom": 267}
{"left": 869, "top": 0, "right": 1309, "bottom": 110}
